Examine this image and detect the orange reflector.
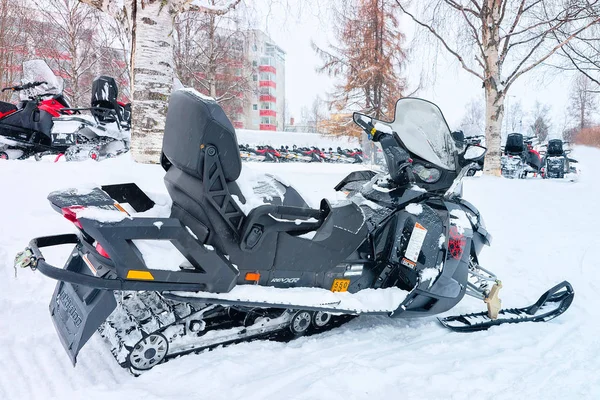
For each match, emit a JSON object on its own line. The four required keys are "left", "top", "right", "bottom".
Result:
{"left": 245, "top": 272, "right": 260, "bottom": 281}
{"left": 126, "top": 270, "right": 155, "bottom": 280}
{"left": 113, "top": 203, "right": 129, "bottom": 215}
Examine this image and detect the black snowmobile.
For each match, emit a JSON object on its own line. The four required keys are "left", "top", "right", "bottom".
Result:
{"left": 501, "top": 133, "right": 542, "bottom": 179}
{"left": 0, "top": 60, "right": 130, "bottom": 161}
{"left": 16, "top": 91, "right": 574, "bottom": 374}
{"left": 541, "top": 139, "right": 578, "bottom": 180}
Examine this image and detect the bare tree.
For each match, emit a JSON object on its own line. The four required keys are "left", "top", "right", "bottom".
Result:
{"left": 77, "top": 0, "right": 243, "bottom": 163}
{"left": 174, "top": 7, "right": 253, "bottom": 122}
{"left": 504, "top": 99, "right": 524, "bottom": 135}
{"left": 568, "top": 74, "right": 598, "bottom": 130}
{"left": 458, "top": 98, "right": 485, "bottom": 137}
{"left": 397, "top": 0, "right": 600, "bottom": 175}
{"left": 529, "top": 101, "right": 551, "bottom": 142}
{"left": 311, "top": 95, "right": 325, "bottom": 133}
{"left": 0, "top": 0, "right": 30, "bottom": 102}
{"left": 32, "top": 0, "right": 122, "bottom": 106}
{"left": 553, "top": 6, "right": 600, "bottom": 90}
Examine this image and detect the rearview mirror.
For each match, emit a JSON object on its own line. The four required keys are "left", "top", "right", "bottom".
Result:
{"left": 463, "top": 144, "right": 487, "bottom": 161}
{"left": 353, "top": 112, "right": 371, "bottom": 130}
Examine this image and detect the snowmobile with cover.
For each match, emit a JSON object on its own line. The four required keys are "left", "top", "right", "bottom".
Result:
{"left": 501, "top": 133, "right": 542, "bottom": 179}
{"left": 16, "top": 90, "right": 574, "bottom": 374}
{"left": 0, "top": 60, "right": 130, "bottom": 161}
{"left": 541, "top": 139, "right": 579, "bottom": 180}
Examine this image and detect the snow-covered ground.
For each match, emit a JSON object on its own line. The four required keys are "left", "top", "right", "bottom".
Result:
{"left": 1, "top": 148, "right": 599, "bottom": 400}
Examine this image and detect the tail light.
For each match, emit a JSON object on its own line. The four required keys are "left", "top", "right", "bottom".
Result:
{"left": 61, "top": 206, "right": 84, "bottom": 229}
{"left": 95, "top": 242, "right": 110, "bottom": 258}
{"left": 448, "top": 226, "right": 466, "bottom": 260}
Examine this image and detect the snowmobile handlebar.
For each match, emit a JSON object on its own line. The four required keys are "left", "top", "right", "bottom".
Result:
{"left": 352, "top": 112, "right": 415, "bottom": 186}
{"left": 1, "top": 81, "right": 48, "bottom": 92}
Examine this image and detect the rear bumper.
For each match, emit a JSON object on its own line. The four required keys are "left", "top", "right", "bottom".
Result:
{"left": 29, "top": 234, "right": 207, "bottom": 291}
{"left": 26, "top": 233, "right": 225, "bottom": 364}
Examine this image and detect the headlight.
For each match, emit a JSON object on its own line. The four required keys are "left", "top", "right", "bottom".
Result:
{"left": 412, "top": 164, "right": 441, "bottom": 183}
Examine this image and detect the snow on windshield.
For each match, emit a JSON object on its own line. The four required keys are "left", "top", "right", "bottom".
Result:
{"left": 384, "top": 98, "right": 456, "bottom": 170}
{"left": 20, "top": 60, "right": 63, "bottom": 100}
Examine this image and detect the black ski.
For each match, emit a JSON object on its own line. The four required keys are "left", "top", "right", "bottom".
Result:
{"left": 439, "top": 281, "right": 574, "bottom": 332}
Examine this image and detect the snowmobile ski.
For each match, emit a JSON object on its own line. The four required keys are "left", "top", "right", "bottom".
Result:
{"left": 438, "top": 281, "right": 574, "bottom": 332}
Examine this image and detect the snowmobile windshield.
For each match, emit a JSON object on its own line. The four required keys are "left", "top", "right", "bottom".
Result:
{"left": 373, "top": 98, "right": 457, "bottom": 170}
{"left": 20, "top": 60, "right": 64, "bottom": 100}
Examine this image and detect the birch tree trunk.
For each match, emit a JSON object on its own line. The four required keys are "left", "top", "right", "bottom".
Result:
{"left": 482, "top": 0, "right": 503, "bottom": 176}
{"left": 130, "top": 0, "right": 174, "bottom": 163}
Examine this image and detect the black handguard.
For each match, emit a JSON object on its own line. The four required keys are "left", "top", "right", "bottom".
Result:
{"left": 375, "top": 132, "right": 414, "bottom": 186}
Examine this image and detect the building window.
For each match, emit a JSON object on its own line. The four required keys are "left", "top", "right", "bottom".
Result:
{"left": 253, "top": 74, "right": 258, "bottom": 82}
{"left": 260, "top": 103, "right": 271, "bottom": 110}
{"left": 252, "top": 44, "right": 257, "bottom": 52}
{"left": 234, "top": 68, "right": 241, "bottom": 76}
{"left": 252, "top": 60, "right": 258, "bottom": 67}
{"left": 253, "top": 104, "right": 258, "bottom": 111}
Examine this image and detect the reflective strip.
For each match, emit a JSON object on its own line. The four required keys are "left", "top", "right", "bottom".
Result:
{"left": 126, "top": 270, "right": 154, "bottom": 280}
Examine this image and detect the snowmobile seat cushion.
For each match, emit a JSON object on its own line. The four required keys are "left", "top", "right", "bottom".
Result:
{"left": 163, "top": 89, "right": 241, "bottom": 182}
{"left": 0, "top": 101, "right": 17, "bottom": 116}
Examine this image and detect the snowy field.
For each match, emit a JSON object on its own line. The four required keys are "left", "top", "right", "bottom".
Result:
{"left": 1, "top": 148, "right": 599, "bottom": 399}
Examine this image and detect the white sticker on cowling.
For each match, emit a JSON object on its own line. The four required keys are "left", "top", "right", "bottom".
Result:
{"left": 404, "top": 222, "right": 427, "bottom": 263}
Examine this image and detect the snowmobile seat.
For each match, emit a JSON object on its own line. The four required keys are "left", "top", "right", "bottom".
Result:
{"left": 0, "top": 101, "right": 17, "bottom": 118}
{"left": 162, "top": 89, "right": 367, "bottom": 277}
{"left": 505, "top": 133, "right": 524, "bottom": 155}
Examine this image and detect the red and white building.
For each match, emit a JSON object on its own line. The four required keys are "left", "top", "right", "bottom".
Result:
{"left": 238, "top": 30, "right": 286, "bottom": 131}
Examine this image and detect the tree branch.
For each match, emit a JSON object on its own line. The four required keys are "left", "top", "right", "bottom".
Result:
{"left": 396, "top": 1, "right": 484, "bottom": 80}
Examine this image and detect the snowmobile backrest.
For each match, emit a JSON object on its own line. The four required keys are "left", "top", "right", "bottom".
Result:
{"left": 91, "top": 76, "right": 120, "bottom": 123}
{"left": 547, "top": 139, "right": 564, "bottom": 156}
{"left": 505, "top": 133, "right": 524, "bottom": 154}
{"left": 163, "top": 89, "right": 242, "bottom": 182}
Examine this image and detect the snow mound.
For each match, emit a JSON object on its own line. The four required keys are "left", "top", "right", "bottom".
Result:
{"left": 176, "top": 285, "right": 408, "bottom": 314}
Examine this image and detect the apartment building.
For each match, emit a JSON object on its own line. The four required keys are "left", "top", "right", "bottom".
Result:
{"left": 238, "top": 30, "right": 286, "bottom": 131}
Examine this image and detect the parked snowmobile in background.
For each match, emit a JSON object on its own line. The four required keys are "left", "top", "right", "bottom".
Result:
{"left": 16, "top": 91, "right": 573, "bottom": 374}
{"left": 451, "top": 131, "right": 484, "bottom": 176}
{"left": 540, "top": 139, "right": 579, "bottom": 180}
{"left": 501, "top": 133, "right": 542, "bottom": 178}
{"left": 0, "top": 60, "right": 130, "bottom": 161}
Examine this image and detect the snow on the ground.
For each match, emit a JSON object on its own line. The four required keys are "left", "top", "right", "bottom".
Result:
{"left": 1, "top": 148, "right": 600, "bottom": 399}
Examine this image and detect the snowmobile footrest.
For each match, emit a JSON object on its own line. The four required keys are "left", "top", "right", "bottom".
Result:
{"left": 439, "top": 281, "right": 574, "bottom": 332}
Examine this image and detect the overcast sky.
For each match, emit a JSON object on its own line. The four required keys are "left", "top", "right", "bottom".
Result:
{"left": 253, "top": 2, "right": 586, "bottom": 139}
